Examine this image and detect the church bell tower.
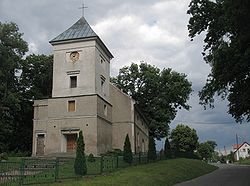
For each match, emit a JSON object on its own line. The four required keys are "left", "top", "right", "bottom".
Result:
{"left": 49, "top": 17, "right": 113, "bottom": 101}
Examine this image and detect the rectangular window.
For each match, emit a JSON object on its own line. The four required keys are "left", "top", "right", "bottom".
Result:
{"left": 68, "top": 100, "right": 76, "bottom": 112}
{"left": 104, "top": 104, "right": 107, "bottom": 116}
{"left": 101, "top": 80, "right": 104, "bottom": 93}
{"left": 70, "top": 76, "right": 77, "bottom": 88}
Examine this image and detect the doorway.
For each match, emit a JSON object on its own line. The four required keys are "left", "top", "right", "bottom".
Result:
{"left": 36, "top": 134, "right": 45, "bottom": 156}
{"left": 66, "top": 134, "right": 77, "bottom": 152}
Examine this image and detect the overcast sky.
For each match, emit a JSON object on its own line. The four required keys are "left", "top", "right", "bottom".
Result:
{"left": 1, "top": 0, "right": 249, "bottom": 152}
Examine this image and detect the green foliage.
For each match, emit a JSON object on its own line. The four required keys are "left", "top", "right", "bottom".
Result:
{"left": 123, "top": 134, "right": 133, "bottom": 164}
{"left": 170, "top": 124, "right": 199, "bottom": 156}
{"left": 148, "top": 136, "right": 156, "bottom": 160}
{"left": 197, "top": 142, "right": 213, "bottom": 161}
{"left": 74, "top": 131, "right": 87, "bottom": 176}
{"left": 0, "top": 21, "right": 28, "bottom": 153}
{"left": 0, "top": 152, "right": 8, "bottom": 161}
{"left": 187, "top": 0, "right": 250, "bottom": 122}
{"left": 164, "top": 138, "right": 171, "bottom": 158}
{"left": 20, "top": 54, "right": 53, "bottom": 99}
{"left": 112, "top": 62, "right": 192, "bottom": 138}
{"left": 197, "top": 140, "right": 217, "bottom": 161}
{"left": 0, "top": 21, "right": 53, "bottom": 153}
{"left": 88, "top": 153, "right": 95, "bottom": 162}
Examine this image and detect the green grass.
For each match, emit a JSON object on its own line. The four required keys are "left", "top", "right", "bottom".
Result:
{"left": 42, "top": 158, "right": 217, "bottom": 186}
{"left": 237, "top": 158, "right": 250, "bottom": 165}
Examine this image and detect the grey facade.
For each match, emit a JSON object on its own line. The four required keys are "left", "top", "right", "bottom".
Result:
{"left": 32, "top": 17, "right": 148, "bottom": 157}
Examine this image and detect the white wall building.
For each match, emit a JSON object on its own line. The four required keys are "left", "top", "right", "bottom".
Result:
{"left": 233, "top": 142, "right": 250, "bottom": 161}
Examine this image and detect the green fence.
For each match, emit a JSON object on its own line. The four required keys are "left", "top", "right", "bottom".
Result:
{"left": 0, "top": 153, "right": 164, "bottom": 185}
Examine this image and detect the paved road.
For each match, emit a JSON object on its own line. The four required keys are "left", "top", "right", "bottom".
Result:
{"left": 175, "top": 163, "right": 250, "bottom": 186}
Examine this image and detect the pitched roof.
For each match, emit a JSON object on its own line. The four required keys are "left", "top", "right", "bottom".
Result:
{"left": 49, "top": 17, "right": 113, "bottom": 58}
{"left": 50, "top": 17, "right": 97, "bottom": 43}
{"left": 233, "top": 142, "right": 250, "bottom": 152}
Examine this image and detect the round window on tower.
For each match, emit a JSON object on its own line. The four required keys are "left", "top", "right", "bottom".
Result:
{"left": 70, "top": 51, "right": 79, "bottom": 62}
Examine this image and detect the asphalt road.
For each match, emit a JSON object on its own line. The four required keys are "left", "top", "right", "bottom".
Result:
{"left": 175, "top": 163, "right": 250, "bottom": 186}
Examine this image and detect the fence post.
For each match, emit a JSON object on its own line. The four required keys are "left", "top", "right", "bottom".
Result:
{"left": 55, "top": 157, "right": 59, "bottom": 182}
{"left": 19, "top": 158, "right": 24, "bottom": 186}
{"left": 100, "top": 156, "right": 103, "bottom": 174}
{"left": 139, "top": 152, "right": 141, "bottom": 164}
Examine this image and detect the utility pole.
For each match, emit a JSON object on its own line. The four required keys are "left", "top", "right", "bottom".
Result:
{"left": 236, "top": 134, "right": 240, "bottom": 161}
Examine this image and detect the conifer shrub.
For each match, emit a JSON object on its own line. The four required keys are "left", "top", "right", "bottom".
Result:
{"left": 88, "top": 153, "right": 95, "bottom": 162}
{"left": 164, "top": 138, "right": 172, "bottom": 158}
{"left": 123, "top": 134, "right": 133, "bottom": 164}
{"left": 148, "top": 136, "right": 157, "bottom": 160}
{"left": 74, "top": 131, "right": 87, "bottom": 176}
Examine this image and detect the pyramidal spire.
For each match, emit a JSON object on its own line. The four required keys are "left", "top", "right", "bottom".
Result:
{"left": 50, "top": 17, "right": 97, "bottom": 43}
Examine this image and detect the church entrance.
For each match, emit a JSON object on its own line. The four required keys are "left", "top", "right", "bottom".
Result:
{"left": 66, "top": 134, "right": 77, "bottom": 152}
{"left": 36, "top": 134, "right": 45, "bottom": 156}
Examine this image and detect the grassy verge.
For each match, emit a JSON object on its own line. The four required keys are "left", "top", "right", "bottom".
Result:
{"left": 44, "top": 158, "right": 217, "bottom": 186}
{"left": 236, "top": 158, "right": 250, "bottom": 165}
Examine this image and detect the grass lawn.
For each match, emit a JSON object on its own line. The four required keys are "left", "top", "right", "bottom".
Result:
{"left": 237, "top": 158, "right": 250, "bottom": 165}
{"left": 43, "top": 158, "right": 217, "bottom": 186}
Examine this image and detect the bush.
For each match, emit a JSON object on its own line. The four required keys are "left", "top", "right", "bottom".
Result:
{"left": 148, "top": 136, "right": 156, "bottom": 160}
{"left": 164, "top": 138, "right": 171, "bottom": 158}
{"left": 0, "top": 153, "right": 8, "bottom": 161}
{"left": 74, "top": 131, "right": 87, "bottom": 176}
{"left": 123, "top": 134, "right": 133, "bottom": 164}
{"left": 88, "top": 153, "right": 95, "bottom": 162}
{"left": 103, "top": 149, "right": 123, "bottom": 156}
{"left": 7, "top": 150, "right": 30, "bottom": 157}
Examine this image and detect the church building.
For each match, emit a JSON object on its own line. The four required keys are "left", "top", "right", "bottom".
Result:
{"left": 32, "top": 17, "right": 149, "bottom": 156}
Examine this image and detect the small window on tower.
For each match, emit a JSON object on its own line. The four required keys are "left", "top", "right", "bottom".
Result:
{"left": 70, "top": 76, "right": 77, "bottom": 88}
{"left": 68, "top": 100, "right": 76, "bottom": 112}
{"left": 101, "top": 80, "right": 104, "bottom": 93}
{"left": 104, "top": 104, "right": 107, "bottom": 116}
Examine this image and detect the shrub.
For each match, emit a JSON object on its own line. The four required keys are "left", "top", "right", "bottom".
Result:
{"left": 148, "top": 136, "right": 156, "bottom": 160}
{"left": 88, "top": 153, "right": 95, "bottom": 162}
{"left": 0, "top": 153, "right": 8, "bottom": 161}
{"left": 123, "top": 134, "right": 133, "bottom": 164}
{"left": 74, "top": 131, "right": 87, "bottom": 176}
{"left": 164, "top": 138, "right": 171, "bottom": 158}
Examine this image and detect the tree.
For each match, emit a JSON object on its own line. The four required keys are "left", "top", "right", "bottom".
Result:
{"left": 206, "top": 140, "right": 217, "bottom": 151}
{"left": 74, "top": 131, "right": 87, "bottom": 176}
{"left": 170, "top": 124, "right": 199, "bottom": 155}
{"left": 148, "top": 136, "right": 157, "bottom": 160}
{"left": 187, "top": 0, "right": 250, "bottom": 122}
{"left": 112, "top": 63, "right": 192, "bottom": 138}
{"left": 19, "top": 54, "right": 53, "bottom": 99}
{"left": 164, "top": 138, "right": 171, "bottom": 158}
{"left": 197, "top": 142, "right": 213, "bottom": 161}
{"left": 123, "top": 134, "right": 133, "bottom": 164}
{"left": 0, "top": 22, "right": 28, "bottom": 153}
{"left": 10, "top": 54, "right": 53, "bottom": 152}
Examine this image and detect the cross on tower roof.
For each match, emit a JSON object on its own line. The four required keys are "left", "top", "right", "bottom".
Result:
{"left": 79, "top": 3, "right": 88, "bottom": 17}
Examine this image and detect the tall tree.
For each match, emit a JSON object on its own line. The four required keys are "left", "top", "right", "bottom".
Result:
{"left": 0, "top": 22, "right": 28, "bottom": 152}
{"left": 19, "top": 54, "right": 53, "bottom": 99}
{"left": 187, "top": 0, "right": 250, "bottom": 122}
{"left": 112, "top": 63, "right": 192, "bottom": 138}
{"left": 170, "top": 124, "right": 199, "bottom": 154}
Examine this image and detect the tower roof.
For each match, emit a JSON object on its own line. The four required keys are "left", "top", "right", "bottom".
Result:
{"left": 50, "top": 17, "right": 97, "bottom": 43}
{"left": 50, "top": 17, "right": 113, "bottom": 58}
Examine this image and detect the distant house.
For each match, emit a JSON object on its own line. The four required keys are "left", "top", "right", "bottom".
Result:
{"left": 233, "top": 142, "right": 250, "bottom": 161}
